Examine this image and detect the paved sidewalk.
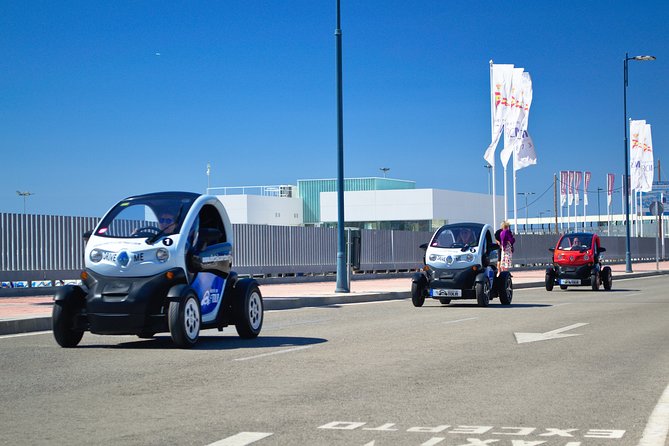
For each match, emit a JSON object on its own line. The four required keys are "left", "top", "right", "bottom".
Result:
{"left": 2, "top": 261, "right": 668, "bottom": 335}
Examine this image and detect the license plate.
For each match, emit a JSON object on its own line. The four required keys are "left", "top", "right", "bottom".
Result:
{"left": 431, "top": 289, "right": 462, "bottom": 297}
{"left": 560, "top": 279, "right": 581, "bottom": 285}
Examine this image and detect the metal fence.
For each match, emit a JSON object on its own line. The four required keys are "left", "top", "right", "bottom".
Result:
{"left": 1, "top": 212, "right": 666, "bottom": 286}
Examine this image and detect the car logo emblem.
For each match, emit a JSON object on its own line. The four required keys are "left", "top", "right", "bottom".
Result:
{"left": 163, "top": 238, "right": 173, "bottom": 246}
{"left": 117, "top": 251, "right": 130, "bottom": 267}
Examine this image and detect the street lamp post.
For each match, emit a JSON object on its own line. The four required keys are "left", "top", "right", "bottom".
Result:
{"left": 379, "top": 167, "right": 390, "bottom": 178}
{"left": 334, "top": 0, "right": 349, "bottom": 292}
{"left": 484, "top": 163, "right": 492, "bottom": 195}
{"left": 518, "top": 192, "right": 535, "bottom": 232}
{"left": 623, "top": 53, "right": 655, "bottom": 273}
{"left": 596, "top": 187, "right": 603, "bottom": 227}
{"left": 16, "top": 191, "right": 34, "bottom": 215}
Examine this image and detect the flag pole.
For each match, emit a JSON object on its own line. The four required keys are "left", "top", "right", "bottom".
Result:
{"left": 490, "top": 60, "right": 497, "bottom": 228}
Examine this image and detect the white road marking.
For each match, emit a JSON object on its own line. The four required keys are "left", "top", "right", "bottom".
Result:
{"left": 444, "top": 317, "right": 479, "bottom": 325}
{"left": 637, "top": 382, "right": 669, "bottom": 446}
{"left": 514, "top": 323, "right": 589, "bottom": 344}
{"left": 0, "top": 330, "right": 51, "bottom": 340}
{"left": 234, "top": 345, "right": 313, "bottom": 361}
{"left": 206, "top": 432, "right": 273, "bottom": 445}
{"left": 338, "top": 299, "right": 407, "bottom": 306}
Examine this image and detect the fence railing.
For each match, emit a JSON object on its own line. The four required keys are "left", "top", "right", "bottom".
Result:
{"left": 1, "top": 212, "right": 666, "bottom": 286}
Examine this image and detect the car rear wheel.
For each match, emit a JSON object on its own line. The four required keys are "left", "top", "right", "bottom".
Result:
{"left": 601, "top": 266, "right": 613, "bottom": 291}
{"left": 234, "top": 281, "right": 264, "bottom": 338}
{"left": 168, "top": 288, "right": 201, "bottom": 348}
{"left": 476, "top": 280, "right": 490, "bottom": 307}
{"left": 497, "top": 272, "right": 513, "bottom": 305}
{"left": 411, "top": 281, "right": 425, "bottom": 307}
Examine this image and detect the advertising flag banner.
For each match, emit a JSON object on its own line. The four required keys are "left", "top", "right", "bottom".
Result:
{"left": 514, "top": 71, "right": 537, "bottom": 171}
{"left": 607, "top": 173, "right": 615, "bottom": 206}
{"left": 639, "top": 123, "right": 654, "bottom": 192}
{"left": 629, "top": 119, "right": 646, "bottom": 191}
{"left": 484, "top": 64, "right": 515, "bottom": 166}
{"left": 584, "top": 171, "right": 591, "bottom": 205}
{"left": 574, "top": 171, "right": 582, "bottom": 205}
{"left": 568, "top": 171, "right": 574, "bottom": 205}
{"left": 560, "top": 171, "right": 567, "bottom": 206}
{"left": 501, "top": 67, "right": 525, "bottom": 168}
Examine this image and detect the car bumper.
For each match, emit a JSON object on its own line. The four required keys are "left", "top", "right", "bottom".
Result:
{"left": 427, "top": 266, "right": 478, "bottom": 298}
{"left": 553, "top": 264, "right": 594, "bottom": 285}
{"left": 80, "top": 268, "right": 186, "bottom": 335}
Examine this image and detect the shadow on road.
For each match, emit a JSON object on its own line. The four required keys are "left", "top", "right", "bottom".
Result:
{"left": 93, "top": 335, "right": 329, "bottom": 350}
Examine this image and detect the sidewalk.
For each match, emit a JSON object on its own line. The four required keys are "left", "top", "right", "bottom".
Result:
{"left": 2, "top": 261, "right": 668, "bottom": 335}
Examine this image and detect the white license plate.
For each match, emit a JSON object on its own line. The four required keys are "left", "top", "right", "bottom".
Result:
{"left": 432, "top": 289, "right": 462, "bottom": 297}
{"left": 560, "top": 279, "right": 581, "bottom": 285}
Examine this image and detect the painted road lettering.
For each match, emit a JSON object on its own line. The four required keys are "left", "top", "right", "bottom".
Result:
{"left": 319, "top": 422, "right": 625, "bottom": 443}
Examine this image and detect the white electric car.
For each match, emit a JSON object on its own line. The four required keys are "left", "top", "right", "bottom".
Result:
{"left": 411, "top": 222, "right": 513, "bottom": 307}
{"left": 52, "top": 191, "right": 263, "bottom": 348}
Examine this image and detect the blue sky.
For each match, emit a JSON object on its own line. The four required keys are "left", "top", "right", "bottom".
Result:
{"left": 2, "top": 0, "right": 668, "bottom": 219}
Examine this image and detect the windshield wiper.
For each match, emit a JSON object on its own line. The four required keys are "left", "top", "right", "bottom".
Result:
{"left": 146, "top": 204, "right": 184, "bottom": 245}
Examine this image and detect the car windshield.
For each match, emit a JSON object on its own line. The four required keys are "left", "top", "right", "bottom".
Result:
{"left": 558, "top": 234, "right": 593, "bottom": 250}
{"left": 431, "top": 225, "right": 482, "bottom": 248}
{"left": 95, "top": 195, "right": 197, "bottom": 238}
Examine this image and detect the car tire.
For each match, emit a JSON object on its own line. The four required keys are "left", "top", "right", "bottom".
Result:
{"left": 52, "top": 301, "right": 84, "bottom": 348}
{"left": 545, "top": 273, "right": 554, "bottom": 291}
{"left": 497, "top": 272, "right": 513, "bottom": 305}
{"left": 411, "top": 281, "right": 425, "bottom": 307}
{"left": 591, "top": 270, "right": 600, "bottom": 291}
{"left": 602, "top": 266, "right": 613, "bottom": 291}
{"left": 168, "top": 288, "right": 201, "bottom": 348}
{"left": 438, "top": 298, "right": 451, "bottom": 305}
{"left": 234, "top": 280, "right": 263, "bottom": 339}
{"left": 476, "top": 280, "right": 490, "bottom": 307}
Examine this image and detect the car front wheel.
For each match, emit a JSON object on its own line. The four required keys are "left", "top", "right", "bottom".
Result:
{"left": 601, "top": 266, "right": 613, "bottom": 291}
{"left": 168, "top": 289, "right": 201, "bottom": 348}
{"left": 52, "top": 302, "right": 84, "bottom": 348}
{"left": 411, "top": 281, "right": 426, "bottom": 307}
{"left": 497, "top": 272, "right": 513, "bottom": 305}
{"left": 476, "top": 280, "right": 490, "bottom": 307}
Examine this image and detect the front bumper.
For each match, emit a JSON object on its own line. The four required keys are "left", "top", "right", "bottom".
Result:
{"left": 80, "top": 268, "right": 186, "bottom": 335}
{"left": 553, "top": 264, "right": 595, "bottom": 285}
{"left": 427, "top": 266, "right": 479, "bottom": 298}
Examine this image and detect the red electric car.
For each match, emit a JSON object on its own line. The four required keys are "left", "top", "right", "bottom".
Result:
{"left": 545, "top": 232, "right": 612, "bottom": 291}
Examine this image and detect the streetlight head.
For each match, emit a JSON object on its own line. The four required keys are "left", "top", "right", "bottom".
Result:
{"left": 632, "top": 55, "right": 656, "bottom": 61}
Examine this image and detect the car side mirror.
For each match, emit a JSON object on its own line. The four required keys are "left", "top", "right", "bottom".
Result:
{"left": 419, "top": 243, "right": 428, "bottom": 250}
{"left": 490, "top": 243, "right": 500, "bottom": 252}
{"left": 599, "top": 247, "right": 606, "bottom": 252}
{"left": 549, "top": 247, "right": 555, "bottom": 252}
{"left": 83, "top": 230, "right": 93, "bottom": 245}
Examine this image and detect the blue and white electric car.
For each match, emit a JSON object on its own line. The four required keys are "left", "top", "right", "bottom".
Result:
{"left": 411, "top": 222, "right": 513, "bottom": 307}
{"left": 52, "top": 191, "right": 263, "bottom": 348}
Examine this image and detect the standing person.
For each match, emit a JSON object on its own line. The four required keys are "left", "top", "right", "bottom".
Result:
{"left": 499, "top": 220, "right": 515, "bottom": 272}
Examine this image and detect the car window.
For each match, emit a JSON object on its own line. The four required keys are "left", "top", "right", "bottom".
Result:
{"left": 432, "top": 226, "right": 481, "bottom": 248}
{"left": 96, "top": 196, "right": 195, "bottom": 238}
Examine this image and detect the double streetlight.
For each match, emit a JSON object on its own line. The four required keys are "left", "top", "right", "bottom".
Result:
{"left": 517, "top": 191, "right": 535, "bottom": 230}
{"left": 16, "top": 191, "right": 34, "bottom": 215}
{"left": 623, "top": 53, "right": 655, "bottom": 273}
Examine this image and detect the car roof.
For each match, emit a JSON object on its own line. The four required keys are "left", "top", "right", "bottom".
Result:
{"left": 122, "top": 191, "right": 201, "bottom": 202}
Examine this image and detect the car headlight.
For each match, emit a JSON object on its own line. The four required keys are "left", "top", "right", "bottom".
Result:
{"left": 583, "top": 254, "right": 590, "bottom": 261}
{"left": 156, "top": 248, "right": 169, "bottom": 262}
{"left": 429, "top": 254, "right": 437, "bottom": 262}
{"left": 90, "top": 249, "right": 102, "bottom": 263}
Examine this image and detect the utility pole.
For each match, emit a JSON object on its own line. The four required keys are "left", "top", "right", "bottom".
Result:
{"left": 554, "top": 173, "right": 559, "bottom": 234}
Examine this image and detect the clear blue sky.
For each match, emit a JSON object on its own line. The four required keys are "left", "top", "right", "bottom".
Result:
{"left": 2, "top": 1, "right": 668, "bottom": 219}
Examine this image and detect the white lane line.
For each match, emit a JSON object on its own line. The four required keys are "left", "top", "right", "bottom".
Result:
{"left": 637, "top": 382, "right": 669, "bottom": 446}
{"left": 444, "top": 317, "right": 479, "bottom": 325}
{"left": 206, "top": 432, "right": 273, "bottom": 445}
{"left": 0, "top": 330, "right": 51, "bottom": 340}
{"left": 234, "top": 345, "right": 313, "bottom": 361}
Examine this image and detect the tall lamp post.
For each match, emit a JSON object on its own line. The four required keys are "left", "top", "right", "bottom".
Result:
{"left": 623, "top": 53, "right": 655, "bottom": 273}
{"left": 518, "top": 192, "right": 535, "bottom": 232}
{"left": 335, "top": 0, "right": 349, "bottom": 292}
{"left": 484, "top": 163, "right": 492, "bottom": 195}
{"left": 16, "top": 191, "right": 34, "bottom": 215}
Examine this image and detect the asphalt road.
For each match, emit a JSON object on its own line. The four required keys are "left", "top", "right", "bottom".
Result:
{"left": 1, "top": 275, "right": 668, "bottom": 446}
